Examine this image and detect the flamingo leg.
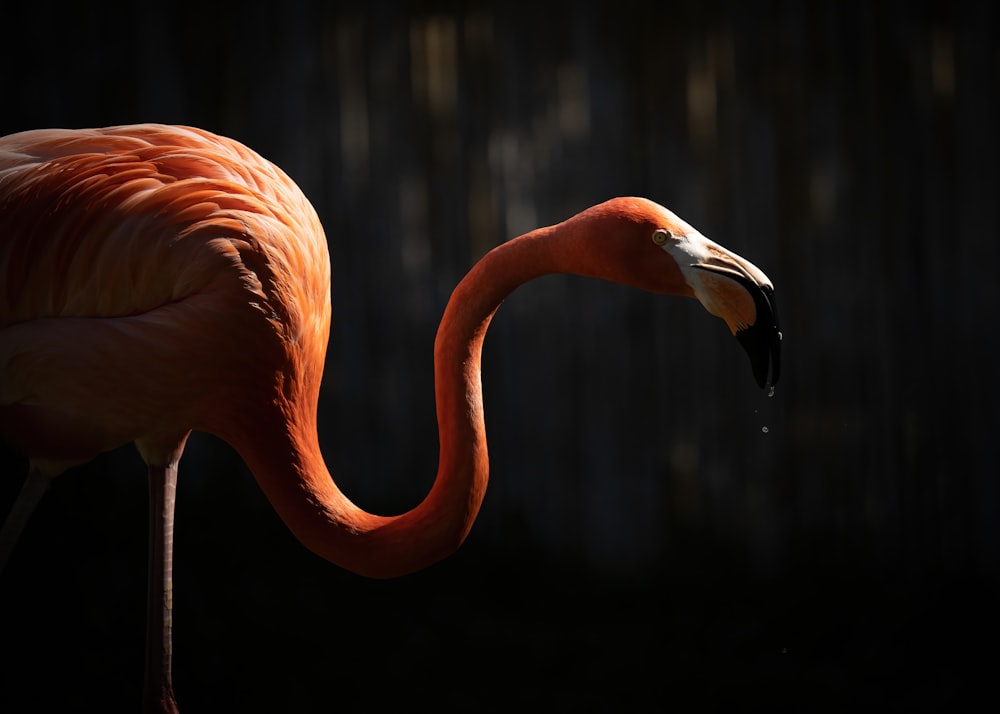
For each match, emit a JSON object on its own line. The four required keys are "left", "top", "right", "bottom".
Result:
{"left": 0, "top": 466, "right": 53, "bottom": 572}
{"left": 143, "top": 461, "right": 180, "bottom": 714}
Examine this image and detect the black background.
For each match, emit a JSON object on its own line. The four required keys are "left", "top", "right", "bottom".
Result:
{"left": 2, "top": 1, "right": 997, "bottom": 711}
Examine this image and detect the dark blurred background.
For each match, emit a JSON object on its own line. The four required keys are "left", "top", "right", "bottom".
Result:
{"left": 1, "top": 0, "right": 997, "bottom": 711}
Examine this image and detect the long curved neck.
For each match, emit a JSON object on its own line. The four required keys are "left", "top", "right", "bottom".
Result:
{"left": 238, "top": 225, "right": 561, "bottom": 578}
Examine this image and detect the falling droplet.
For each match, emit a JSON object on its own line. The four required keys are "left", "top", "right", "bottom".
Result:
{"left": 761, "top": 426, "right": 769, "bottom": 434}
{"left": 767, "top": 386, "right": 775, "bottom": 398}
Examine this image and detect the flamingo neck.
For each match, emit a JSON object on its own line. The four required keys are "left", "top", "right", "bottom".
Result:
{"left": 237, "top": 225, "right": 560, "bottom": 579}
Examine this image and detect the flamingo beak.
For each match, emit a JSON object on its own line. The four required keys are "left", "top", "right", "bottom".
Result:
{"left": 694, "top": 266, "right": 782, "bottom": 389}
{"left": 736, "top": 282, "right": 781, "bottom": 389}
{"left": 653, "top": 221, "right": 782, "bottom": 390}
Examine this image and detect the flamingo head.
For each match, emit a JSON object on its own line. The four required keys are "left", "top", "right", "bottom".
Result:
{"left": 650, "top": 218, "right": 781, "bottom": 389}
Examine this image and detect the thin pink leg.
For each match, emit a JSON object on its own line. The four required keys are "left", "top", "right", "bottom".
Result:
{"left": 143, "top": 461, "right": 180, "bottom": 714}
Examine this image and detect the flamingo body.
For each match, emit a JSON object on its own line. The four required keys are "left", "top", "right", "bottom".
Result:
{"left": 0, "top": 124, "right": 780, "bottom": 712}
{"left": 1, "top": 125, "right": 328, "bottom": 474}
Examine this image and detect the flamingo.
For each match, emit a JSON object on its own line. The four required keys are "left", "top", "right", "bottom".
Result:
{"left": 0, "top": 123, "right": 780, "bottom": 712}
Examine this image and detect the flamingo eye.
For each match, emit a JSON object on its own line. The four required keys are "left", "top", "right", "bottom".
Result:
{"left": 652, "top": 229, "right": 672, "bottom": 246}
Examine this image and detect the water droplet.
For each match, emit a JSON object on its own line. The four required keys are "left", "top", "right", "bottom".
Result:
{"left": 761, "top": 426, "right": 769, "bottom": 434}
{"left": 767, "top": 386, "right": 775, "bottom": 398}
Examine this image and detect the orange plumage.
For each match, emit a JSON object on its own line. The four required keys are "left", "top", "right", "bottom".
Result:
{"left": 0, "top": 124, "right": 779, "bottom": 712}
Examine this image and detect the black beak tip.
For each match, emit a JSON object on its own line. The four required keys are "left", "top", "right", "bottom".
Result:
{"left": 736, "top": 325, "right": 780, "bottom": 389}
{"left": 735, "top": 287, "right": 781, "bottom": 390}
{"left": 695, "top": 265, "right": 781, "bottom": 391}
